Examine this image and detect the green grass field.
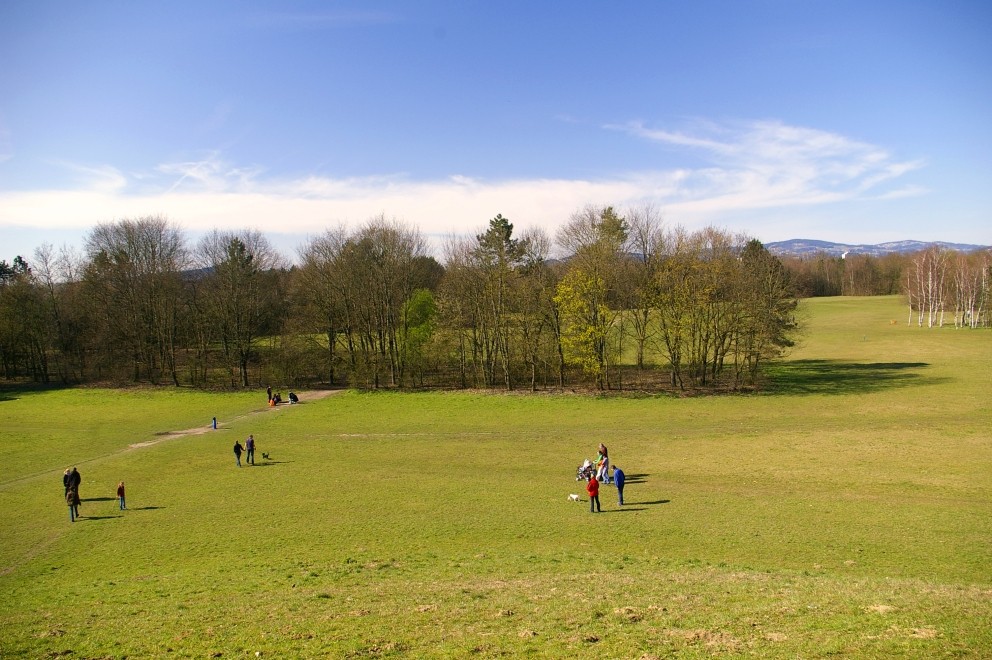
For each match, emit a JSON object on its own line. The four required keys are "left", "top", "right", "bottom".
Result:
{"left": 1, "top": 296, "right": 990, "bottom": 658}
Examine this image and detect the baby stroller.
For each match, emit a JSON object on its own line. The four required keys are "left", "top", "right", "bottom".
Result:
{"left": 576, "top": 459, "right": 596, "bottom": 481}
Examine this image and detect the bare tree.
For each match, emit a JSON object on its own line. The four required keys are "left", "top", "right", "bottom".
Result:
{"left": 326, "top": 216, "right": 431, "bottom": 388}
{"left": 32, "top": 244, "right": 87, "bottom": 383}
{"left": 624, "top": 203, "right": 665, "bottom": 371}
{"left": 83, "top": 216, "right": 188, "bottom": 384}
{"left": 297, "top": 227, "right": 351, "bottom": 385}
{"left": 197, "top": 229, "right": 283, "bottom": 387}
{"left": 0, "top": 256, "right": 50, "bottom": 381}
{"left": 951, "top": 250, "right": 990, "bottom": 329}
{"left": 906, "top": 246, "right": 951, "bottom": 327}
{"left": 516, "top": 227, "right": 562, "bottom": 391}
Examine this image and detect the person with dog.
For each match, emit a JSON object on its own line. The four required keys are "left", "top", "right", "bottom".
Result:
{"left": 612, "top": 465, "right": 625, "bottom": 505}
{"left": 245, "top": 434, "right": 255, "bottom": 466}
{"left": 586, "top": 474, "right": 601, "bottom": 513}
{"left": 233, "top": 439, "right": 244, "bottom": 467}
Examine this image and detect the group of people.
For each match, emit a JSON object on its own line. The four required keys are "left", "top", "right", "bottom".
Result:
{"left": 584, "top": 443, "right": 626, "bottom": 513}
{"left": 233, "top": 434, "right": 257, "bottom": 467}
{"left": 266, "top": 386, "right": 300, "bottom": 407}
{"left": 62, "top": 466, "right": 127, "bottom": 522}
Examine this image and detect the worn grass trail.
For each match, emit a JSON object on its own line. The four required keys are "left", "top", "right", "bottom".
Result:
{"left": 0, "top": 296, "right": 990, "bottom": 658}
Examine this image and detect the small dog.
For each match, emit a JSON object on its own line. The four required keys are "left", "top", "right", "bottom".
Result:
{"left": 567, "top": 493, "right": 581, "bottom": 502}
{"left": 262, "top": 452, "right": 270, "bottom": 460}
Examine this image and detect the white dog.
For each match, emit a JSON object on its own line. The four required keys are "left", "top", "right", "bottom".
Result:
{"left": 567, "top": 493, "right": 581, "bottom": 502}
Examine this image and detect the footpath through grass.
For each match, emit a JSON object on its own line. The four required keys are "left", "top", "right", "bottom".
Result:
{"left": 0, "top": 296, "right": 990, "bottom": 657}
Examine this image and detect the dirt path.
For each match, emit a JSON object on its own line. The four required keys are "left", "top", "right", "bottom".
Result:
{"left": 127, "top": 389, "right": 341, "bottom": 449}
{"left": 0, "top": 390, "right": 342, "bottom": 491}
{"left": 0, "top": 390, "right": 342, "bottom": 578}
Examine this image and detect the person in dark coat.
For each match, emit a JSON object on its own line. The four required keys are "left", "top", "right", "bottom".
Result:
{"left": 63, "top": 468, "right": 71, "bottom": 495}
{"left": 68, "top": 467, "right": 81, "bottom": 500}
{"left": 233, "top": 440, "right": 244, "bottom": 467}
{"left": 245, "top": 435, "right": 255, "bottom": 466}
{"left": 66, "top": 487, "right": 80, "bottom": 521}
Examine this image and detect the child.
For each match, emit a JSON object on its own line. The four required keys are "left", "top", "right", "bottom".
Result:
{"left": 117, "top": 481, "right": 126, "bottom": 510}
{"left": 586, "top": 475, "right": 601, "bottom": 513}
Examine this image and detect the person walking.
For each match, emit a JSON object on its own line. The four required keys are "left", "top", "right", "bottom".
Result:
{"left": 233, "top": 440, "right": 244, "bottom": 467}
{"left": 63, "top": 468, "right": 72, "bottom": 495}
{"left": 68, "top": 467, "right": 82, "bottom": 501}
{"left": 117, "top": 481, "right": 126, "bottom": 510}
{"left": 245, "top": 435, "right": 255, "bottom": 466}
{"left": 612, "top": 465, "right": 625, "bottom": 505}
{"left": 586, "top": 474, "right": 601, "bottom": 513}
{"left": 66, "top": 487, "right": 80, "bottom": 522}
{"left": 266, "top": 385, "right": 272, "bottom": 403}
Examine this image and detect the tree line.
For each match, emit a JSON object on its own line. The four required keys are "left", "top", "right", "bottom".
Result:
{"left": 6, "top": 209, "right": 978, "bottom": 392}
{"left": 779, "top": 248, "right": 992, "bottom": 306}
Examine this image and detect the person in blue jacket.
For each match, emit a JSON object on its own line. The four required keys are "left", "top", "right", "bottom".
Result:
{"left": 612, "top": 465, "right": 626, "bottom": 505}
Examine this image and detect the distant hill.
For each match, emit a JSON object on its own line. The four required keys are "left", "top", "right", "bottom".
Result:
{"left": 765, "top": 239, "right": 990, "bottom": 258}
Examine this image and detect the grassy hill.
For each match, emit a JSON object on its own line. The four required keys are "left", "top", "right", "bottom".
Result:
{"left": 1, "top": 296, "right": 989, "bottom": 657}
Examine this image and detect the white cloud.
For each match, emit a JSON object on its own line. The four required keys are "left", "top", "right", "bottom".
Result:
{"left": 0, "top": 119, "right": 927, "bottom": 257}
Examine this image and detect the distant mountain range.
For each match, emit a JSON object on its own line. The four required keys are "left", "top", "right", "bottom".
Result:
{"left": 765, "top": 239, "right": 990, "bottom": 258}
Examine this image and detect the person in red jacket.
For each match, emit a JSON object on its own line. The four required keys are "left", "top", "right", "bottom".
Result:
{"left": 586, "top": 474, "right": 601, "bottom": 513}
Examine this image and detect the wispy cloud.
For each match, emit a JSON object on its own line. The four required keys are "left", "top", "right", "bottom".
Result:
{"left": 47, "top": 160, "right": 128, "bottom": 194}
{"left": 610, "top": 118, "right": 925, "bottom": 212}
{"left": 157, "top": 153, "right": 264, "bottom": 194}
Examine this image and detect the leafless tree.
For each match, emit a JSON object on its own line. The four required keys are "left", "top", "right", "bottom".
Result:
{"left": 197, "top": 229, "right": 284, "bottom": 387}
{"left": 83, "top": 216, "right": 189, "bottom": 384}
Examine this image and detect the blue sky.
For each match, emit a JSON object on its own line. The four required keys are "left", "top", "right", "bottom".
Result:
{"left": 1, "top": 0, "right": 989, "bottom": 262}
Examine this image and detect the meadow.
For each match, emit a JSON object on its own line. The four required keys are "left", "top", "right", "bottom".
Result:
{"left": 0, "top": 295, "right": 990, "bottom": 658}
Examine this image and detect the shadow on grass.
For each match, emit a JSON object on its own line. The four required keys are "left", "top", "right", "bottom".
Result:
{"left": 82, "top": 497, "right": 115, "bottom": 502}
{"left": 77, "top": 515, "right": 121, "bottom": 521}
{"left": 0, "top": 382, "right": 76, "bottom": 401}
{"left": 249, "top": 461, "right": 292, "bottom": 467}
{"left": 129, "top": 506, "right": 164, "bottom": 511}
{"left": 622, "top": 473, "right": 648, "bottom": 484}
{"left": 598, "top": 507, "right": 646, "bottom": 512}
{"left": 763, "top": 360, "right": 943, "bottom": 395}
